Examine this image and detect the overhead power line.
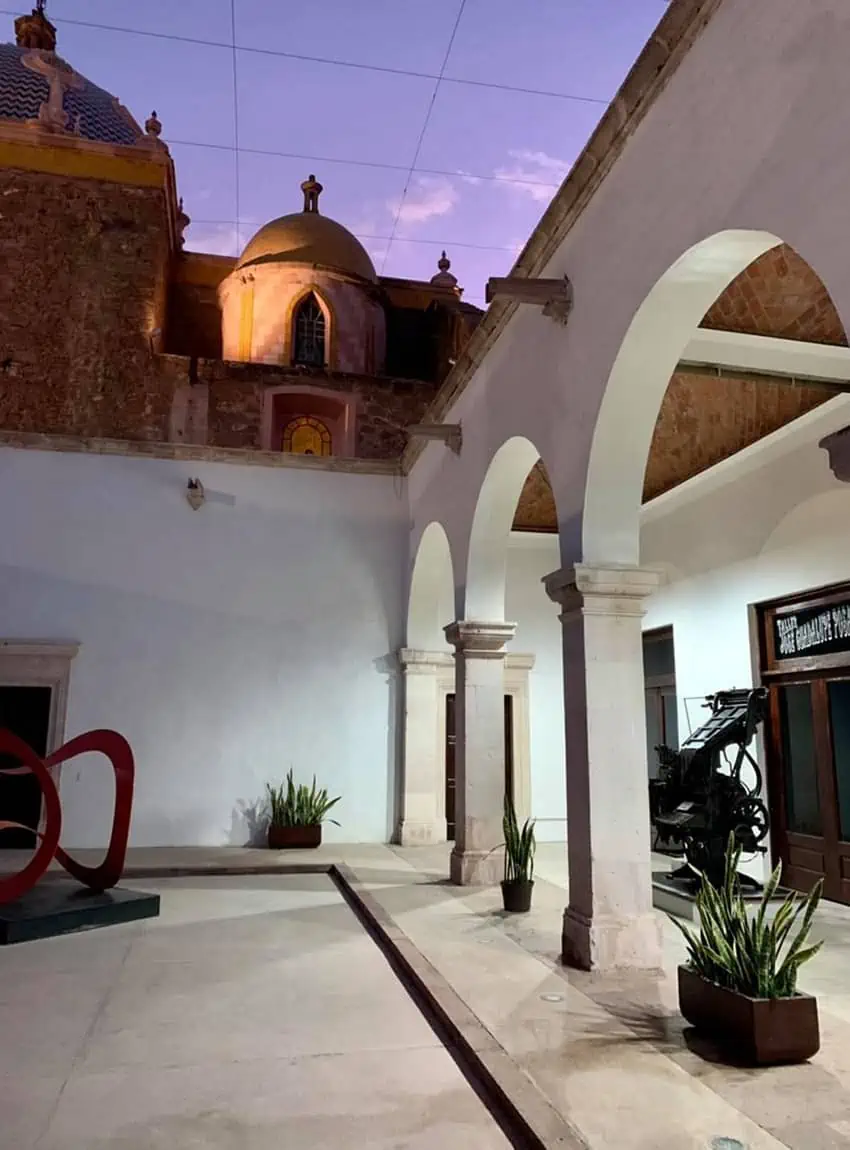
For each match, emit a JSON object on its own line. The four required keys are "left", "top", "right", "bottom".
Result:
{"left": 228, "top": 0, "right": 240, "bottom": 246}
{"left": 0, "top": 9, "right": 610, "bottom": 107}
{"left": 168, "top": 138, "right": 563, "bottom": 193}
{"left": 381, "top": 0, "right": 467, "bottom": 274}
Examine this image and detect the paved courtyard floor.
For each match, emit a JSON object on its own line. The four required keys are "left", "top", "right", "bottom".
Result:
{"left": 1, "top": 870, "right": 510, "bottom": 1149}
{"left": 3, "top": 842, "right": 850, "bottom": 1149}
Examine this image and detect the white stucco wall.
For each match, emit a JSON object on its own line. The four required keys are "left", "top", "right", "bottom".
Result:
{"left": 0, "top": 448, "right": 407, "bottom": 848}
{"left": 505, "top": 537, "right": 566, "bottom": 842}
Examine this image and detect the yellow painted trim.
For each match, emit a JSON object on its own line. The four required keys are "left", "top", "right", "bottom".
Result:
{"left": 0, "top": 138, "right": 167, "bottom": 189}
{"left": 238, "top": 282, "right": 254, "bottom": 361}
{"left": 283, "top": 284, "right": 337, "bottom": 370}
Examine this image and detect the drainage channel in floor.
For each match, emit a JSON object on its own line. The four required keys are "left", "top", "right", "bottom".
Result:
{"left": 332, "top": 867, "right": 562, "bottom": 1149}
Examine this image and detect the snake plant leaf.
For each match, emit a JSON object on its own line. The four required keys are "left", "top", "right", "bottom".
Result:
{"left": 266, "top": 769, "right": 342, "bottom": 828}
{"left": 502, "top": 794, "right": 536, "bottom": 883}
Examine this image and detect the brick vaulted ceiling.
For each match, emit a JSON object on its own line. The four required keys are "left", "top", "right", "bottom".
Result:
{"left": 512, "top": 244, "right": 848, "bottom": 533}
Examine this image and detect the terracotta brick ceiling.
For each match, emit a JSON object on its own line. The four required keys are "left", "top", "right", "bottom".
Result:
{"left": 513, "top": 245, "right": 847, "bottom": 533}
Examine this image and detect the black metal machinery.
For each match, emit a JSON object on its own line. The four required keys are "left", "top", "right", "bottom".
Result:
{"left": 649, "top": 687, "right": 770, "bottom": 890}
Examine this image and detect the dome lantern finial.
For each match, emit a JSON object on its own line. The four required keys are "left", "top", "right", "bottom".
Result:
{"left": 145, "top": 110, "right": 162, "bottom": 138}
{"left": 16, "top": 1, "right": 57, "bottom": 51}
{"left": 431, "top": 249, "right": 459, "bottom": 290}
{"left": 301, "top": 174, "right": 323, "bottom": 214}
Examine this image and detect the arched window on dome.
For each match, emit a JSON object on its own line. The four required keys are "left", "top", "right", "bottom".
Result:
{"left": 282, "top": 415, "right": 332, "bottom": 457}
{"left": 292, "top": 294, "right": 327, "bottom": 367}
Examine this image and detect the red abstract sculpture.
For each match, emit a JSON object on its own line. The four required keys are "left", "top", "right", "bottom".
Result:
{"left": 0, "top": 728, "right": 135, "bottom": 904}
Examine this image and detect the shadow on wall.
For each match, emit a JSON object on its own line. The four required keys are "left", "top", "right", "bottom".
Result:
{"left": 229, "top": 798, "right": 269, "bottom": 847}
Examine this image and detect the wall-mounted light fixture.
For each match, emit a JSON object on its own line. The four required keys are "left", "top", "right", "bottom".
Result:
{"left": 186, "top": 478, "right": 205, "bottom": 510}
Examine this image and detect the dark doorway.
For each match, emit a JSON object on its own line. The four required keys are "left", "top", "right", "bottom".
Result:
{"left": 445, "top": 694, "right": 456, "bottom": 840}
{"left": 643, "top": 627, "right": 679, "bottom": 777}
{"left": 445, "top": 693, "right": 514, "bottom": 842}
{"left": 0, "top": 685, "right": 52, "bottom": 849}
{"left": 504, "top": 694, "right": 515, "bottom": 810}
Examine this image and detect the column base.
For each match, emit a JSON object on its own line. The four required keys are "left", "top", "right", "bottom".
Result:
{"left": 450, "top": 846, "right": 503, "bottom": 886}
{"left": 561, "top": 905, "right": 663, "bottom": 972}
{"left": 397, "top": 819, "right": 447, "bottom": 847}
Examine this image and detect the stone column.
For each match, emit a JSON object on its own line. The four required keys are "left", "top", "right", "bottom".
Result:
{"left": 545, "top": 563, "right": 662, "bottom": 971}
{"left": 445, "top": 620, "right": 516, "bottom": 885}
{"left": 397, "top": 649, "right": 451, "bottom": 846}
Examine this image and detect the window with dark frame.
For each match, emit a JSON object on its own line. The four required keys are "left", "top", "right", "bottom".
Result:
{"left": 292, "top": 294, "right": 326, "bottom": 366}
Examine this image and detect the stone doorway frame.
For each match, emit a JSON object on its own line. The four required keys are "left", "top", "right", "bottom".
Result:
{"left": 397, "top": 648, "right": 534, "bottom": 845}
{"left": 0, "top": 640, "right": 79, "bottom": 815}
{"left": 436, "top": 653, "right": 534, "bottom": 833}
{"left": 397, "top": 650, "right": 532, "bottom": 837}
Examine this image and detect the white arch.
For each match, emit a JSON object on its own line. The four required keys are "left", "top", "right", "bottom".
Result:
{"left": 583, "top": 230, "right": 783, "bottom": 566}
{"left": 407, "top": 521, "right": 455, "bottom": 649}
{"left": 465, "top": 437, "right": 543, "bottom": 621}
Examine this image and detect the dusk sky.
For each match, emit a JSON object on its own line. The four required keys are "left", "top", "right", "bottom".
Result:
{"left": 9, "top": 1, "right": 667, "bottom": 306}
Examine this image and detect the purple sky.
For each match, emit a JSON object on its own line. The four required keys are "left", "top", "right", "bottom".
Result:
{"left": 17, "top": 1, "right": 666, "bottom": 306}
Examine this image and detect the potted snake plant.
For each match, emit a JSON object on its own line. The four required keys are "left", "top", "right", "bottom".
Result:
{"left": 672, "top": 833, "right": 823, "bottom": 1065}
{"left": 501, "top": 793, "right": 536, "bottom": 913}
{"left": 265, "top": 770, "right": 341, "bottom": 849}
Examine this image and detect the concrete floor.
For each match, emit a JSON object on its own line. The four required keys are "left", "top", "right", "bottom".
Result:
{"left": 4, "top": 842, "right": 850, "bottom": 1148}
{"left": 0, "top": 871, "right": 510, "bottom": 1149}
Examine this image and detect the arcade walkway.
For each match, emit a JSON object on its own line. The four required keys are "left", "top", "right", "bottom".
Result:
{"left": 3, "top": 843, "right": 850, "bottom": 1148}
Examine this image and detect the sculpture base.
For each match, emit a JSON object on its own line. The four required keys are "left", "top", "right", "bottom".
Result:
{"left": 0, "top": 879, "right": 160, "bottom": 945}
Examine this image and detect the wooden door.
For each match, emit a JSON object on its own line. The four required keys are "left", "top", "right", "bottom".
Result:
{"left": 768, "top": 676, "right": 850, "bottom": 902}
{"left": 445, "top": 693, "right": 515, "bottom": 842}
{"left": 759, "top": 586, "right": 850, "bottom": 903}
{"left": 768, "top": 680, "right": 832, "bottom": 895}
{"left": 824, "top": 676, "right": 850, "bottom": 901}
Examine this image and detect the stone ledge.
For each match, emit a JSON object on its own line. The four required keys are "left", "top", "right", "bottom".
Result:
{"left": 0, "top": 429, "right": 401, "bottom": 476}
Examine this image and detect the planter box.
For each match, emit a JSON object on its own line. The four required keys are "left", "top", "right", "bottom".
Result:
{"left": 501, "top": 879, "right": 533, "bottom": 913}
{"left": 678, "top": 965, "right": 820, "bottom": 1065}
{"left": 267, "top": 825, "right": 322, "bottom": 850}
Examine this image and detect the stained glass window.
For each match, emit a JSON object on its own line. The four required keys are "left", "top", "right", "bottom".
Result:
{"left": 292, "top": 294, "right": 326, "bottom": 366}
{"left": 282, "top": 415, "right": 332, "bottom": 457}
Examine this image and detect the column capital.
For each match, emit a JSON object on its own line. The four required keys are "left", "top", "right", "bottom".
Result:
{"left": 444, "top": 620, "right": 516, "bottom": 657}
{"left": 544, "top": 563, "right": 663, "bottom": 619}
{"left": 398, "top": 648, "right": 454, "bottom": 673}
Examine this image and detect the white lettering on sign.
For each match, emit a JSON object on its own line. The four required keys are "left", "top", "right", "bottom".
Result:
{"left": 776, "top": 615, "right": 798, "bottom": 657}
{"left": 775, "top": 603, "right": 850, "bottom": 658}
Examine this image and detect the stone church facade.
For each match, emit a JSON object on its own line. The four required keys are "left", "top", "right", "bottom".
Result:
{"left": 0, "top": 5, "right": 482, "bottom": 465}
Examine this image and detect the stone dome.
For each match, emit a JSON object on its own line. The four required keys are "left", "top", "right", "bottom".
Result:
{"left": 237, "top": 175, "right": 377, "bottom": 282}
{"left": 0, "top": 10, "right": 144, "bottom": 148}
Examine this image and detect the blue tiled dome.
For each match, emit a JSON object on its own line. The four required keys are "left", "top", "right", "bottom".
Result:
{"left": 0, "top": 42, "right": 142, "bottom": 147}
